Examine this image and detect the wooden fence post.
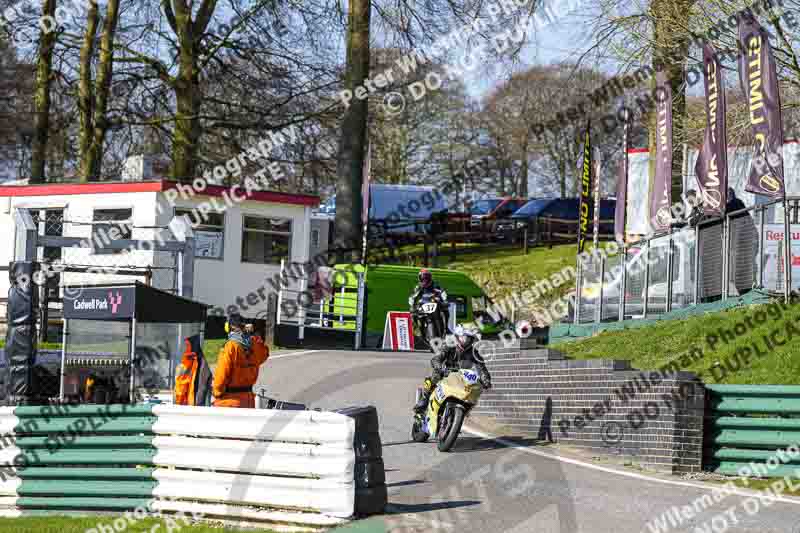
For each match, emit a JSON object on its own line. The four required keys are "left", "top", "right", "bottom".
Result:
{"left": 524, "top": 226, "right": 529, "bottom": 255}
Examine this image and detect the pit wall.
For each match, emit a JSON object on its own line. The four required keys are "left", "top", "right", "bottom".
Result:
{"left": 472, "top": 348, "right": 705, "bottom": 474}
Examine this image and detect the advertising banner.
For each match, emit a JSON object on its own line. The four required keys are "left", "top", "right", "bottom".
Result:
{"left": 651, "top": 70, "right": 673, "bottom": 232}
{"left": 615, "top": 121, "right": 629, "bottom": 242}
{"left": 578, "top": 123, "right": 594, "bottom": 253}
{"left": 761, "top": 224, "right": 800, "bottom": 290}
{"left": 738, "top": 12, "right": 785, "bottom": 197}
{"left": 64, "top": 286, "right": 136, "bottom": 320}
{"left": 695, "top": 43, "right": 728, "bottom": 215}
{"left": 382, "top": 311, "right": 414, "bottom": 351}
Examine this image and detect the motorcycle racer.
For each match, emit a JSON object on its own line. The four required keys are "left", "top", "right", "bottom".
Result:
{"left": 408, "top": 269, "right": 450, "bottom": 335}
{"left": 413, "top": 325, "right": 492, "bottom": 415}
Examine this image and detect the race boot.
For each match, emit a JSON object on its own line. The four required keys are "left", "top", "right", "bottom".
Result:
{"left": 414, "top": 377, "right": 435, "bottom": 415}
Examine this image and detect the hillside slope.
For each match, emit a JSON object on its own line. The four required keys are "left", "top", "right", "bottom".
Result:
{"left": 554, "top": 298, "right": 800, "bottom": 385}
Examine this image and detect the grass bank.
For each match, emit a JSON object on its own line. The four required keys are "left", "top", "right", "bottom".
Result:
{"left": 367, "top": 242, "right": 578, "bottom": 324}
{"left": 554, "top": 298, "right": 800, "bottom": 385}
{"left": 373, "top": 242, "right": 577, "bottom": 307}
{"left": 445, "top": 244, "right": 576, "bottom": 308}
{"left": 0, "top": 516, "right": 275, "bottom": 533}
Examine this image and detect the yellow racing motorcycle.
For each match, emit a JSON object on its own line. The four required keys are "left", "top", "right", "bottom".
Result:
{"left": 412, "top": 365, "right": 485, "bottom": 452}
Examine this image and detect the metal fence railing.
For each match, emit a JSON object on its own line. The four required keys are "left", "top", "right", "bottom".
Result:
{"left": 276, "top": 261, "right": 365, "bottom": 349}
{"left": 574, "top": 196, "right": 799, "bottom": 325}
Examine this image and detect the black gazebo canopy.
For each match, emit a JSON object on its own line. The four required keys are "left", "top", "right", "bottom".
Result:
{"left": 63, "top": 282, "right": 208, "bottom": 323}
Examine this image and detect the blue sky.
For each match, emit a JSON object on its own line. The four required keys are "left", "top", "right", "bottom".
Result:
{"left": 463, "top": 0, "right": 608, "bottom": 98}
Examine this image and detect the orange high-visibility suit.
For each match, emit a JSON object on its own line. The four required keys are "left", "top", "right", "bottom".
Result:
{"left": 212, "top": 335, "right": 269, "bottom": 408}
{"left": 174, "top": 336, "right": 213, "bottom": 406}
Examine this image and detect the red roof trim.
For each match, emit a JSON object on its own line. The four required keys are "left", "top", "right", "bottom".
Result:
{"left": 162, "top": 181, "right": 319, "bottom": 207}
{"left": 628, "top": 148, "right": 649, "bottom": 154}
{"left": 0, "top": 179, "right": 320, "bottom": 206}
{"left": 0, "top": 181, "right": 166, "bottom": 197}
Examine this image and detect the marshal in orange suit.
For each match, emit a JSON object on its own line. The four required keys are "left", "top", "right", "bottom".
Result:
{"left": 212, "top": 313, "right": 269, "bottom": 408}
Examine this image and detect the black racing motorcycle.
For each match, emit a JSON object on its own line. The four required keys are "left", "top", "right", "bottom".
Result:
{"left": 412, "top": 291, "right": 449, "bottom": 352}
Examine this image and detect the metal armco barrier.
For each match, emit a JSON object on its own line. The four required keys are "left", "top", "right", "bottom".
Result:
{"left": 704, "top": 385, "right": 800, "bottom": 478}
{"left": 0, "top": 404, "right": 386, "bottom": 526}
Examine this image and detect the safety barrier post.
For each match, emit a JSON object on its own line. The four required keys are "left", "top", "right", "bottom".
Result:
{"left": 58, "top": 318, "right": 68, "bottom": 401}
{"left": 722, "top": 214, "right": 730, "bottom": 301}
{"left": 619, "top": 243, "right": 627, "bottom": 322}
{"left": 693, "top": 225, "right": 701, "bottom": 306}
{"left": 129, "top": 317, "right": 137, "bottom": 403}
{"left": 666, "top": 228, "right": 674, "bottom": 313}
{"left": 596, "top": 255, "right": 605, "bottom": 324}
{"left": 276, "top": 259, "right": 285, "bottom": 325}
{"left": 355, "top": 272, "right": 365, "bottom": 350}
{"left": 643, "top": 240, "right": 650, "bottom": 319}
{"left": 298, "top": 272, "right": 307, "bottom": 341}
{"left": 783, "top": 196, "right": 792, "bottom": 303}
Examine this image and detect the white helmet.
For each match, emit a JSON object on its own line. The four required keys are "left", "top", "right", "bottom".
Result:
{"left": 453, "top": 325, "right": 480, "bottom": 347}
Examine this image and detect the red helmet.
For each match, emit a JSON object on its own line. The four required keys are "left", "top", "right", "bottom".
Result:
{"left": 418, "top": 269, "right": 432, "bottom": 288}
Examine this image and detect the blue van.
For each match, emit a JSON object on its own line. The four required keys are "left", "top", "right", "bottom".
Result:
{"left": 511, "top": 198, "right": 616, "bottom": 243}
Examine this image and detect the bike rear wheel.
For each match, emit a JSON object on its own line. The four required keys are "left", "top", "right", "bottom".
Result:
{"left": 437, "top": 405, "right": 465, "bottom": 452}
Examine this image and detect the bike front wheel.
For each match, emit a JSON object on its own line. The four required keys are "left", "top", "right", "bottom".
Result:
{"left": 437, "top": 405, "right": 465, "bottom": 452}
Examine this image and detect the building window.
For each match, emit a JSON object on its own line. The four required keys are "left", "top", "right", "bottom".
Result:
{"left": 92, "top": 208, "right": 133, "bottom": 255}
{"left": 175, "top": 209, "right": 225, "bottom": 259}
{"left": 32, "top": 209, "right": 64, "bottom": 261}
{"left": 241, "top": 215, "right": 291, "bottom": 265}
{"left": 311, "top": 228, "right": 320, "bottom": 248}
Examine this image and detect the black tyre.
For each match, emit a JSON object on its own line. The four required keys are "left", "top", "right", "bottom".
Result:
{"left": 412, "top": 417, "right": 429, "bottom": 442}
{"left": 437, "top": 405, "right": 465, "bottom": 452}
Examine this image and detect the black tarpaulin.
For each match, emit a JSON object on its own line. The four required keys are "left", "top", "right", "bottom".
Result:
{"left": 5, "top": 262, "right": 38, "bottom": 403}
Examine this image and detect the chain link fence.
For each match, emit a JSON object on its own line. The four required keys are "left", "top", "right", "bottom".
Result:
{"left": 574, "top": 197, "right": 799, "bottom": 325}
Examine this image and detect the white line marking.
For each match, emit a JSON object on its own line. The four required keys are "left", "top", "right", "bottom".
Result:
{"left": 463, "top": 426, "right": 800, "bottom": 506}
{"left": 269, "top": 350, "right": 321, "bottom": 359}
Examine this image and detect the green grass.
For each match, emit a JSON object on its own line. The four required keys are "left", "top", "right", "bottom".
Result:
{"left": 0, "top": 516, "right": 277, "bottom": 533}
{"left": 554, "top": 298, "right": 800, "bottom": 384}
{"left": 445, "top": 244, "right": 577, "bottom": 307}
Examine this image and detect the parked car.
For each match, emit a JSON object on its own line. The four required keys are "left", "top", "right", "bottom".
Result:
{"left": 315, "top": 185, "right": 448, "bottom": 241}
{"left": 511, "top": 198, "right": 616, "bottom": 244}
{"left": 468, "top": 197, "right": 528, "bottom": 236}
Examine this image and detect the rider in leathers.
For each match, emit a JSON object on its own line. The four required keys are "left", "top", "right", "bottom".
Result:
{"left": 408, "top": 269, "right": 449, "bottom": 331}
{"left": 414, "top": 326, "right": 492, "bottom": 415}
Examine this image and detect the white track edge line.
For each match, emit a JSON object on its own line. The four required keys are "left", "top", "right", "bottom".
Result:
{"left": 463, "top": 426, "right": 800, "bottom": 506}
{"left": 270, "top": 350, "right": 321, "bottom": 359}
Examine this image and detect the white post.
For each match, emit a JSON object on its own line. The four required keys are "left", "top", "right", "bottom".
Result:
{"left": 298, "top": 273, "right": 307, "bottom": 341}
{"left": 59, "top": 319, "right": 68, "bottom": 401}
{"left": 276, "top": 259, "right": 284, "bottom": 325}
{"left": 129, "top": 318, "right": 137, "bottom": 403}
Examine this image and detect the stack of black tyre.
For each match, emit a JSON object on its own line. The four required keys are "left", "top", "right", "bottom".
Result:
{"left": 335, "top": 406, "right": 387, "bottom": 516}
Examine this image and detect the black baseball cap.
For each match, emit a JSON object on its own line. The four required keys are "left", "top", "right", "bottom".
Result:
{"left": 228, "top": 313, "right": 245, "bottom": 328}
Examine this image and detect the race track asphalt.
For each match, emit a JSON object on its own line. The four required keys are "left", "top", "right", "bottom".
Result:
{"left": 256, "top": 349, "right": 800, "bottom": 533}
